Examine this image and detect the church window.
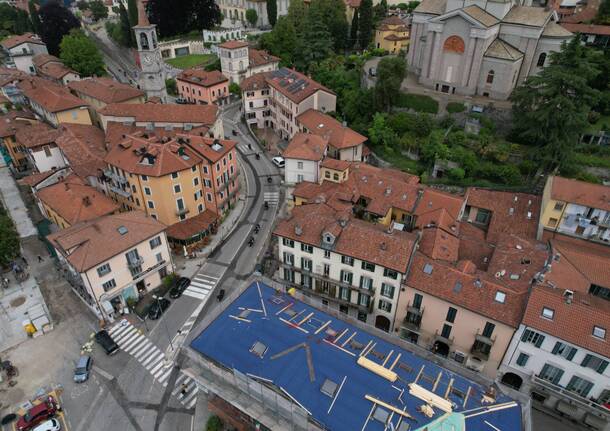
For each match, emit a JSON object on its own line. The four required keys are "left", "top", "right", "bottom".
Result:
{"left": 486, "top": 70, "right": 495, "bottom": 84}
{"left": 140, "top": 32, "right": 149, "bottom": 50}
{"left": 239, "top": 60, "right": 243, "bottom": 70}
{"left": 443, "top": 36, "right": 465, "bottom": 54}
{"left": 537, "top": 52, "right": 546, "bottom": 67}
{"left": 152, "top": 33, "right": 157, "bottom": 49}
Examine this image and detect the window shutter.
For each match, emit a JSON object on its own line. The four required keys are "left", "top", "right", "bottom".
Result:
{"left": 389, "top": 285, "right": 395, "bottom": 299}
{"left": 566, "top": 347, "right": 577, "bottom": 361}
{"left": 539, "top": 363, "right": 549, "bottom": 378}
{"left": 553, "top": 369, "right": 564, "bottom": 385}
{"left": 535, "top": 334, "right": 545, "bottom": 348}
{"left": 521, "top": 329, "right": 530, "bottom": 342}
{"left": 582, "top": 354, "right": 592, "bottom": 367}
{"left": 598, "top": 360, "right": 609, "bottom": 374}
{"left": 552, "top": 342, "right": 561, "bottom": 355}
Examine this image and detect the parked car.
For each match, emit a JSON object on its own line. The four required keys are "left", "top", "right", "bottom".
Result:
{"left": 216, "top": 289, "right": 225, "bottom": 302}
{"left": 169, "top": 277, "right": 191, "bottom": 299}
{"left": 94, "top": 330, "right": 119, "bottom": 356}
{"left": 175, "top": 97, "right": 188, "bottom": 104}
{"left": 272, "top": 156, "right": 285, "bottom": 168}
{"left": 73, "top": 355, "right": 92, "bottom": 383}
{"left": 253, "top": 264, "right": 263, "bottom": 276}
{"left": 148, "top": 298, "right": 171, "bottom": 320}
{"left": 16, "top": 396, "right": 59, "bottom": 431}
{"left": 32, "top": 419, "right": 61, "bottom": 431}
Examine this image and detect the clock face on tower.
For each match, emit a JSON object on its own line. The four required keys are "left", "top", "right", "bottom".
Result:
{"left": 142, "top": 53, "right": 153, "bottom": 66}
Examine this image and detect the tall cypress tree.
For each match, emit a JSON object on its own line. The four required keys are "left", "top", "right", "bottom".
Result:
{"left": 267, "top": 0, "right": 277, "bottom": 26}
{"left": 28, "top": 0, "right": 41, "bottom": 34}
{"left": 127, "top": 0, "right": 138, "bottom": 45}
{"left": 119, "top": 3, "right": 132, "bottom": 47}
{"left": 350, "top": 9, "right": 359, "bottom": 49}
{"left": 359, "top": 0, "right": 373, "bottom": 50}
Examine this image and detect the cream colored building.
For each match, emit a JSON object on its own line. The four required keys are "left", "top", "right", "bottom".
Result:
{"left": 375, "top": 16, "right": 410, "bottom": 53}
{"left": 48, "top": 211, "right": 173, "bottom": 322}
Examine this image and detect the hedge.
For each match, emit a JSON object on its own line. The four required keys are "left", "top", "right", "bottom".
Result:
{"left": 395, "top": 93, "right": 439, "bottom": 114}
{"left": 446, "top": 102, "right": 466, "bottom": 114}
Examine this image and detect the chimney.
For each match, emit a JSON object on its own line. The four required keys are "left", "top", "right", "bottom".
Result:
{"left": 295, "top": 224, "right": 303, "bottom": 236}
{"left": 563, "top": 289, "right": 574, "bottom": 304}
{"left": 380, "top": 242, "right": 387, "bottom": 250}
{"left": 64, "top": 182, "right": 70, "bottom": 191}
{"left": 83, "top": 196, "right": 91, "bottom": 206}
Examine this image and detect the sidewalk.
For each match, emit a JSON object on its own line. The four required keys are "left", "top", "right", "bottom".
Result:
{"left": 0, "top": 162, "right": 36, "bottom": 238}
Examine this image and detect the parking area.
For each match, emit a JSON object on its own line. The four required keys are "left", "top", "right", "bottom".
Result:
{"left": 3, "top": 389, "right": 68, "bottom": 431}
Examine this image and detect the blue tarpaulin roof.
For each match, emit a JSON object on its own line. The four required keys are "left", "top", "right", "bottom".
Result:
{"left": 191, "top": 282, "right": 522, "bottom": 431}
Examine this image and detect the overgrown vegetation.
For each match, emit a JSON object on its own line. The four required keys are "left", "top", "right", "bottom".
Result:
{"left": 446, "top": 102, "right": 466, "bottom": 114}
{"left": 165, "top": 54, "right": 217, "bottom": 69}
{"left": 0, "top": 204, "right": 20, "bottom": 268}
{"left": 60, "top": 29, "right": 106, "bottom": 77}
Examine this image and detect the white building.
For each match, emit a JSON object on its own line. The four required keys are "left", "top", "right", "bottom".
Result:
{"left": 218, "top": 41, "right": 279, "bottom": 84}
{"left": 48, "top": 211, "right": 174, "bottom": 322}
{"left": 498, "top": 241, "right": 610, "bottom": 431}
{"left": 282, "top": 133, "right": 327, "bottom": 184}
{"left": 240, "top": 72, "right": 271, "bottom": 128}
{"left": 15, "top": 123, "right": 68, "bottom": 173}
{"left": 1, "top": 33, "right": 48, "bottom": 75}
{"left": 273, "top": 203, "right": 419, "bottom": 331}
{"left": 203, "top": 27, "right": 244, "bottom": 44}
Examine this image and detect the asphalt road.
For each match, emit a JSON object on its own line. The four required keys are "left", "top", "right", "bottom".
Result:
{"left": 57, "top": 103, "right": 281, "bottom": 431}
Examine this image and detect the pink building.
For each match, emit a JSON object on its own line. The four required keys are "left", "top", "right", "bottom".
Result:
{"left": 177, "top": 69, "right": 229, "bottom": 105}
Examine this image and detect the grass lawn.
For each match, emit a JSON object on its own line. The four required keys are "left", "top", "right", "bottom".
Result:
{"left": 587, "top": 114, "right": 610, "bottom": 132}
{"left": 375, "top": 147, "right": 422, "bottom": 174}
{"left": 166, "top": 54, "right": 217, "bottom": 69}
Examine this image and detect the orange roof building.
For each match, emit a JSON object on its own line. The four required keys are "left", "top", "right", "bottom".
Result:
{"left": 282, "top": 133, "right": 327, "bottom": 183}
{"left": 176, "top": 69, "right": 229, "bottom": 105}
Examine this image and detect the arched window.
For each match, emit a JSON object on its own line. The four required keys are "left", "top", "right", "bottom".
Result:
{"left": 239, "top": 60, "right": 243, "bottom": 70}
{"left": 537, "top": 52, "right": 547, "bottom": 67}
{"left": 139, "top": 32, "right": 149, "bottom": 50}
{"left": 443, "top": 36, "right": 465, "bottom": 54}
{"left": 486, "top": 70, "right": 495, "bottom": 84}
{"left": 152, "top": 32, "right": 157, "bottom": 49}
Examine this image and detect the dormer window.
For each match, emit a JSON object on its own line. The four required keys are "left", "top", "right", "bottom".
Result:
{"left": 495, "top": 291, "right": 506, "bottom": 304}
{"left": 323, "top": 232, "right": 335, "bottom": 245}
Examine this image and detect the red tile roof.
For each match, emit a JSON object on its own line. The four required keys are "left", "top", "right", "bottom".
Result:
{"left": 267, "top": 68, "right": 334, "bottom": 104}
{"left": 18, "top": 77, "right": 89, "bottom": 113}
{"left": 68, "top": 78, "right": 145, "bottom": 104}
{"left": 38, "top": 61, "right": 78, "bottom": 80}
{"left": 0, "top": 110, "right": 36, "bottom": 137}
{"left": 166, "top": 210, "right": 218, "bottom": 240}
{"left": 19, "top": 168, "right": 66, "bottom": 187}
{"left": 321, "top": 158, "right": 351, "bottom": 171}
{"left": 32, "top": 53, "right": 61, "bottom": 68}
{"left": 248, "top": 48, "right": 280, "bottom": 67}
{"left": 1, "top": 33, "right": 44, "bottom": 49}
{"left": 179, "top": 135, "right": 237, "bottom": 164}
{"left": 37, "top": 176, "right": 119, "bottom": 225}
{"left": 274, "top": 203, "right": 418, "bottom": 273}
{"left": 549, "top": 175, "right": 610, "bottom": 212}
{"left": 418, "top": 227, "right": 459, "bottom": 262}
{"left": 560, "top": 23, "right": 610, "bottom": 35}
{"left": 218, "top": 40, "right": 249, "bottom": 49}
{"left": 414, "top": 188, "right": 464, "bottom": 226}
{"left": 283, "top": 133, "right": 327, "bottom": 161}
{"left": 297, "top": 109, "right": 366, "bottom": 150}
{"left": 465, "top": 187, "right": 541, "bottom": 243}
{"left": 15, "top": 122, "right": 60, "bottom": 148}
{"left": 523, "top": 285, "right": 610, "bottom": 358}
{"left": 48, "top": 211, "right": 166, "bottom": 272}
{"left": 99, "top": 103, "right": 218, "bottom": 125}
{"left": 552, "top": 238, "right": 610, "bottom": 290}
{"left": 56, "top": 123, "right": 107, "bottom": 179}
{"left": 240, "top": 72, "right": 270, "bottom": 92}
{"left": 177, "top": 69, "right": 228, "bottom": 88}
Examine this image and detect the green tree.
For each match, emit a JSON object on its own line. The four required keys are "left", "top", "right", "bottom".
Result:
{"left": 350, "top": 9, "right": 359, "bottom": 49}
{"left": 147, "top": 0, "right": 221, "bottom": 38}
{"left": 89, "top": 0, "right": 108, "bottom": 21}
{"left": 374, "top": 56, "right": 406, "bottom": 112}
{"left": 309, "top": 0, "right": 348, "bottom": 52}
{"left": 596, "top": 0, "right": 610, "bottom": 24}
{"left": 419, "top": 129, "right": 448, "bottom": 167}
{"left": 206, "top": 416, "right": 222, "bottom": 431}
{"left": 39, "top": 2, "right": 79, "bottom": 56}
{"left": 246, "top": 8, "right": 258, "bottom": 27}
{"left": 300, "top": 6, "right": 333, "bottom": 69}
{"left": 0, "top": 3, "right": 32, "bottom": 38}
{"left": 368, "top": 113, "right": 398, "bottom": 149}
{"left": 267, "top": 0, "right": 277, "bottom": 26}
{"left": 28, "top": 0, "right": 41, "bottom": 34}
{"left": 511, "top": 36, "right": 600, "bottom": 171}
{"left": 407, "top": 0, "right": 420, "bottom": 12}
{"left": 229, "top": 82, "right": 241, "bottom": 95}
{"left": 118, "top": 3, "right": 132, "bottom": 47}
{"left": 373, "top": 0, "right": 388, "bottom": 24}
{"left": 165, "top": 78, "right": 177, "bottom": 95}
{"left": 60, "top": 30, "right": 106, "bottom": 76}
{"left": 358, "top": 0, "right": 373, "bottom": 49}
{"left": 76, "top": 0, "right": 88, "bottom": 10}
{"left": 127, "top": 0, "right": 138, "bottom": 44}
{"left": 0, "top": 206, "right": 19, "bottom": 268}
{"left": 259, "top": 16, "right": 298, "bottom": 65}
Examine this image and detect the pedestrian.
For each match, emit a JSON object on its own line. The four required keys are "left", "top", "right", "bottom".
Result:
{"left": 180, "top": 383, "right": 188, "bottom": 398}
{"left": 37, "top": 255, "right": 43, "bottom": 263}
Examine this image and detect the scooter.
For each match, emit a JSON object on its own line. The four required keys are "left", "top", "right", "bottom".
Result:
{"left": 255, "top": 153, "right": 260, "bottom": 160}
{"left": 248, "top": 237, "right": 255, "bottom": 247}
{"left": 264, "top": 201, "right": 269, "bottom": 210}
{"left": 254, "top": 225, "right": 260, "bottom": 234}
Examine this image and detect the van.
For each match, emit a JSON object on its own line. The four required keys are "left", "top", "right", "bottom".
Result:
{"left": 73, "top": 355, "right": 92, "bottom": 383}
{"left": 272, "top": 156, "right": 285, "bottom": 168}
{"left": 32, "top": 418, "right": 61, "bottom": 431}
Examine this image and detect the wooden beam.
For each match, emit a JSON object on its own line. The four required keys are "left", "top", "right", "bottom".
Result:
{"left": 415, "top": 365, "right": 425, "bottom": 383}
{"left": 360, "top": 340, "right": 373, "bottom": 357}
{"left": 357, "top": 356, "right": 398, "bottom": 382}
{"left": 444, "top": 378, "right": 454, "bottom": 400}
{"left": 463, "top": 386, "right": 471, "bottom": 408}
{"left": 315, "top": 320, "right": 331, "bottom": 335}
{"left": 389, "top": 353, "right": 401, "bottom": 371}
{"left": 334, "top": 328, "right": 349, "bottom": 344}
{"left": 432, "top": 371, "right": 442, "bottom": 393}
{"left": 275, "top": 302, "right": 293, "bottom": 315}
{"left": 364, "top": 395, "right": 413, "bottom": 419}
{"left": 341, "top": 331, "right": 357, "bottom": 347}
{"left": 229, "top": 315, "right": 251, "bottom": 323}
{"left": 382, "top": 350, "right": 394, "bottom": 367}
{"left": 297, "top": 312, "right": 314, "bottom": 326}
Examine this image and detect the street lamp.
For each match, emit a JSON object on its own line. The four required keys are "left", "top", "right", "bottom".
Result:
{"left": 152, "top": 295, "right": 174, "bottom": 350}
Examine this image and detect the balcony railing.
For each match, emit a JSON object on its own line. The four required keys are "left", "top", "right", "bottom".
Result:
{"left": 109, "top": 184, "right": 131, "bottom": 198}
{"left": 403, "top": 304, "right": 424, "bottom": 331}
{"left": 127, "top": 256, "right": 144, "bottom": 268}
{"left": 176, "top": 207, "right": 190, "bottom": 216}
{"left": 434, "top": 329, "right": 454, "bottom": 346}
{"left": 532, "top": 375, "right": 610, "bottom": 418}
{"left": 104, "top": 170, "right": 128, "bottom": 184}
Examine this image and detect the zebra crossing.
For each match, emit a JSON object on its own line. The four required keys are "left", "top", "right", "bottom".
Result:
{"left": 172, "top": 372, "right": 199, "bottom": 409}
{"left": 264, "top": 191, "right": 280, "bottom": 205}
{"left": 107, "top": 319, "right": 174, "bottom": 387}
{"left": 184, "top": 274, "right": 218, "bottom": 301}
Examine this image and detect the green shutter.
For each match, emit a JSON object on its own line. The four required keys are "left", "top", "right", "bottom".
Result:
{"left": 582, "top": 354, "right": 592, "bottom": 367}
{"left": 552, "top": 369, "right": 564, "bottom": 385}
{"left": 521, "top": 329, "right": 530, "bottom": 342}
{"left": 566, "top": 347, "right": 577, "bottom": 361}
{"left": 389, "top": 285, "right": 395, "bottom": 299}
{"left": 552, "top": 342, "right": 561, "bottom": 355}
{"left": 540, "top": 363, "right": 549, "bottom": 378}
{"left": 535, "top": 334, "right": 545, "bottom": 348}
{"left": 598, "top": 360, "right": 609, "bottom": 374}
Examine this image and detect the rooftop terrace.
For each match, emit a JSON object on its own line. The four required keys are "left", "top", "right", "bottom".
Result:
{"left": 190, "top": 282, "right": 522, "bottom": 431}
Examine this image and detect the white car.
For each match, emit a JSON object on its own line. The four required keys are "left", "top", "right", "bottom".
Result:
{"left": 33, "top": 418, "right": 61, "bottom": 431}
{"left": 272, "top": 156, "right": 285, "bottom": 168}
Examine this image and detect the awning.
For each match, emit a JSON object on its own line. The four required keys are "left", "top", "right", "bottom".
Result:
{"left": 584, "top": 413, "right": 608, "bottom": 429}
{"left": 166, "top": 210, "right": 219, "bottom": 241}
{"left": 556, "top": 400, "right": 578, "bottom": 417}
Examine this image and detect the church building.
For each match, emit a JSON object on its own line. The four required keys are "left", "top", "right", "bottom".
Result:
{"left": 133, "top": 0, "right": 167, "bottom": 102}
{"left": 408, "top": 0, "right": 572, "bottom": 100}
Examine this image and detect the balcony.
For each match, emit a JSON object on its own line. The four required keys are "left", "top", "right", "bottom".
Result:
{"left": 402, "top": 304, "right": 424, "bottom": 331}
{"left": 434, "top": 329, "right": 454, "bottom": 346}
{"left": 470, "top": 332, "right": 495, "bottom": 361}
{"left": 176, "top": 207, "right": 190, "bottom": 216}
{"left": 109, "top": 184, "right": 131, "bottom": 198}
{"left": 127, "top": 256, "right": 144, "bottom": 268}
{"left": 104, "top": 170, "right": 128, "bottom": 184}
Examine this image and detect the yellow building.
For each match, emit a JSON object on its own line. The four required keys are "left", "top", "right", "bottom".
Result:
{"left": 374, "top": 16, "right": 409, "bottom": 54}
{"left": 0, "top": 111, "right": 38, "bottom": 170}
{"left": 18, "top": 77, "right": 92, "bottom": 127}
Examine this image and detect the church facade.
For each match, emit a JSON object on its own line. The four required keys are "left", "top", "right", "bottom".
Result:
{"left": 408, "top": 0, "right": 572, "bottom": 100}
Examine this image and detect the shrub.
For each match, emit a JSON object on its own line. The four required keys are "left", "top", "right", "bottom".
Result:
{"left": 395, "top": 93, "right": 439, "bottom": 114}
{"left": 446, "top": 102, "right": 466, "bottom": 114}
{"left": 165, "top": 78, "right": 177, "bottom": 96}
{"left": 229, "top": 82, "right": 241, "bottom": 95}
{"left": 448, "top": 167, "right": 465, "bottom": 180}
{"left": 206, "top": 415, "right": 222, "bottom": 431}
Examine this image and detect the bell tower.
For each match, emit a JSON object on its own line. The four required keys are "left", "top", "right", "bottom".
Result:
{"left": 133, "top": 0, "right": 167, "bottom": 102}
